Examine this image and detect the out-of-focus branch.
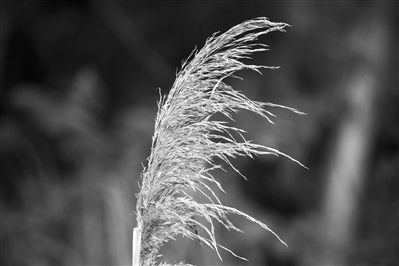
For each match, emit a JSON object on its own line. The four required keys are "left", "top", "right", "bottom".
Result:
{"left": 90, "top": 1, "right": 175, "bottom": 86}
{"left": 320, "top": 7, "right": 390, "bottom": 265}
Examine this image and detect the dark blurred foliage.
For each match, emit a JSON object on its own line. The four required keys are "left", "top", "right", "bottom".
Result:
{"left": 1, "top": 1, "right": 398, "bottom": 265}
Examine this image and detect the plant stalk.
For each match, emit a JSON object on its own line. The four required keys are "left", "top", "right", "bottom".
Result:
{"left": 132, "top": 227, "right": 141, "bottom": 266}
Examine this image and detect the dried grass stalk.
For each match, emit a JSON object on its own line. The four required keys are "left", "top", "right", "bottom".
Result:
{"left": 134, "top": 17, "right": 305, "bottom": 266}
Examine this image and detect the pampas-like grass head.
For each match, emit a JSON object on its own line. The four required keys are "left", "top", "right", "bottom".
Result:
{"left": 134, "top": 17, "right": 305, "bottom": 266}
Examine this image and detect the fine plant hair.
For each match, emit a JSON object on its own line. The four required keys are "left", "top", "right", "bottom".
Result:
{"left": 133, "top": 17, "right": 305, "bottom": 266}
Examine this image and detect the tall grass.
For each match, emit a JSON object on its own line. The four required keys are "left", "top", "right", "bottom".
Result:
{"left": 133, "top": 17, "right": 305, "bottom": 266}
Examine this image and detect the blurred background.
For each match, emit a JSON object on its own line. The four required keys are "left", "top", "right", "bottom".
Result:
{"left": 1, "top": 1, "right": 398, "bottom": 265}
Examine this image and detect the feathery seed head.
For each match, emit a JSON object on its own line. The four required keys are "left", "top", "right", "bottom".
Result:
{"left": 135, "top": 17, "right": 304, "bottom": 266}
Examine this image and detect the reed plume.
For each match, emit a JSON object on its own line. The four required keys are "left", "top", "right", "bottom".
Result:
{"left": 133, "top": 17, "right": 305, "bottom": 266}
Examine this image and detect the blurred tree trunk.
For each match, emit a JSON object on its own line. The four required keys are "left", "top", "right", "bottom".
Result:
{"left": 320, "top": 6, "right": 390, "bottom": 265}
